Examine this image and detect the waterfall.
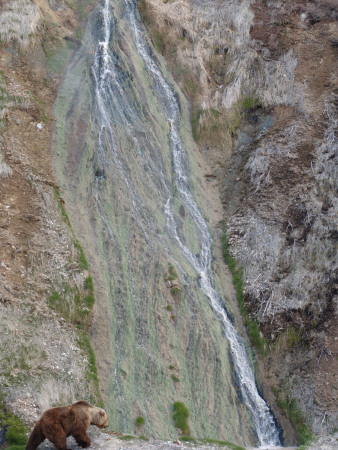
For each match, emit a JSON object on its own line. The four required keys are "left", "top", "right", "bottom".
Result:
{"left": 56, "top": 0, "right": 281, "bottom": 445}
{"left": 122, "top": 0, "right": 280, "bottom": 446}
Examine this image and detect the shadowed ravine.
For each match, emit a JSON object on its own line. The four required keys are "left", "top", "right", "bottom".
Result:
{"left": 53, "top": 0, "right": 281, "bottom": 446}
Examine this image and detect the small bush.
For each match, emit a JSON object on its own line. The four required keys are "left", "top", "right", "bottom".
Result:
{"left": 0, "top": 397, "right": 27, "bottom": 449}
{"left": 173, "top": 402, "right": 190, "bottom": 435}
{"left": 167, "top": 263, "right": 178, "bottom": 280}
{"left": 135, "top": 416, "right": 145, "bottom": 427}
{"left": 171, "top": 287, "right": 180, "bottom": 296}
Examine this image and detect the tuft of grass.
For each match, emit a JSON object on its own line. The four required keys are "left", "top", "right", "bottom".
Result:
{"left": 171, "top": 374, "right": 180, "bottom": 383}
{"left": 139, "top": 434, "right": 148, "bottom": 441}
{"left": 222, "top": 226, "right": 268, "bottom": 356}
{"left": 173, "top": 402, "right": 190, "bottom": 435}
{"left": 135, "top": 416, "right": 145, "bottom": 427}
{"left": 166, "top": 304, "right": 173, "bottom": 312}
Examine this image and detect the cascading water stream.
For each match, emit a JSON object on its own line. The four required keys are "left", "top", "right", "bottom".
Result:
{"left": 124, "top": 0, "right": 281, "bottom": 446}
{"left": 70, "top": 0, "right": 281, "bottom": 445}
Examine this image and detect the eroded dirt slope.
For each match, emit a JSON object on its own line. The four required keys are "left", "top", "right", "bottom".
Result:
{"left": 0, "top": 0, "right": 102, "bottom": 427}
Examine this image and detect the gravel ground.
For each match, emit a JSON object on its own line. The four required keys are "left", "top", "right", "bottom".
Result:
{"left": 35, "top": 426, "right": 338, "bottom": 450}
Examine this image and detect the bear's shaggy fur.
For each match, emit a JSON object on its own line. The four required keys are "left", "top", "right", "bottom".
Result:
{"left": 25, "top": 400, "right": 108, "bottom": 450}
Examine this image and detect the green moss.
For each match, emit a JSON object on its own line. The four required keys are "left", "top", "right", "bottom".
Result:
{"left": 221, "top": 226, "right": 268, "bottom": 356}
{"left": 76, "top": 327, "right": 103, "bottom": 407}
{"left": 180, "top": 436, "right": 196, "bottom": 443}
{"left": 153, "top": 29, "right": 165, "bottom": 53}
{"left": 191, "top": 109, "right": 204, "bottom": 142}
{"left": 276, "top": 396, "right": 314, "bottom": 445}
{"left": 173, "top": 402, "right": 190, "bottom": 435}
{"left": 0, "top": 396, "right": 27, "bottom": 449}
{"left": 48, "top": 279, "right": 94, "bottom": 326}
{"left": 74, "top": 240, "right": 89, "bottom": 270}
{"left": 84, "top": 276, "right": 94, "bottom": 291}
{"left": 75, "top": 26, "right": 84, "bottom": 40}
{"left": 120, "top": 435, "right": 137, "bottom": 440}
{"left": 53, "top": 187, "right": 72, "bottom": 229}
{"left": 166, "top": 304, "right": 173, "bottom": 312}
{"left": 135, "top": 416, "right": 145, "bottom": 427}
{"left": 139, "top": 435, "right": 148, "bottom": 441}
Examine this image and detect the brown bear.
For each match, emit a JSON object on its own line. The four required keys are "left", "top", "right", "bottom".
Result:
{"left": 25, "top": 400, "right": 108, "bottom": 450}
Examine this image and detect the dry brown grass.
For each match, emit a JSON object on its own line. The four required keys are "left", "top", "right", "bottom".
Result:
{"left": 0, "top": 0, "right": 42, "bottom": 47}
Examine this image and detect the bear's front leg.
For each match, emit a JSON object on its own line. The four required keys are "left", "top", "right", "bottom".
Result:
{"left": 72, "top": 430, "right": 91, "bottom": 448}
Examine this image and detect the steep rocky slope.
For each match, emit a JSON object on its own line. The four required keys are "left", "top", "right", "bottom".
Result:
{"left": 138, "top": 0, "right": 337, "bottom": 444}
{"left": 0, "top": 0, "right": 337, "bottom": 448}
{"left": 0, "top": 0, "right": 101, "bottom": 431}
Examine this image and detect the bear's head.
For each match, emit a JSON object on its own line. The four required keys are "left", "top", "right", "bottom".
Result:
{"left": 90, "top": 407, "right": 108, "bottom": 428}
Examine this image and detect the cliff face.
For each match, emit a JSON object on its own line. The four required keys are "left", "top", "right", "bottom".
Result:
{"left": 1, "top": 0, "right": 337, "bottom": 447}
{"left": 139, "top": 0, "right": 337, "bottom": 441}
{"left": 52, "top": 0, "right": 264, "bottom": 443}
{"left": 0, "top": 0, "right": 101, "bottom": 427}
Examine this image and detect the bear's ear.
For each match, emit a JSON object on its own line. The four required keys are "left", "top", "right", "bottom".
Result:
{"left": 100, "top": 411, "right": 105, "bottom": 417}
